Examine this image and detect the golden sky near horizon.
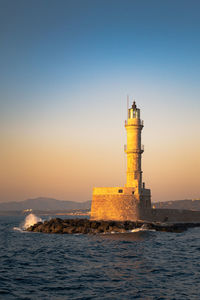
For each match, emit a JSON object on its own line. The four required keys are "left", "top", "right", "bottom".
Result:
{"left": 1, "top": 93, "right": 200, "bottom": 203}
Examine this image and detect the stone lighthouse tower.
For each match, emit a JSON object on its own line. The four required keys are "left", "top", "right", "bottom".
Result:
{"left": 125, "top": 101, "right": 144, "bottom": 194}
{"left": 90, "top": 100, "right": 151, "bottom": 221}
{"left": 124, "top": 101, "right": 151, "bottom": 209}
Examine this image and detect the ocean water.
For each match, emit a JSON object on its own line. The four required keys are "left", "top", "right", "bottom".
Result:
{"left": 1, "top": 215, "right": 200, "bottom": 300}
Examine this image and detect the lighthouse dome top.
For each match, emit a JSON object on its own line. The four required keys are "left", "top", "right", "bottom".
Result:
{"left": 128, "top": 101, "right": 140, "bottom": 119}
{"left": 132, "top": 101, "right": 137, "bottom": 110}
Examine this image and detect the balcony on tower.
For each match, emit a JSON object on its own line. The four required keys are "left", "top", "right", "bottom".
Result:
{"left": 124, "top": 144, "right": 144, "bottom": 153}
{"left": 125, "top": 119, "right": 144, "bottom": 126}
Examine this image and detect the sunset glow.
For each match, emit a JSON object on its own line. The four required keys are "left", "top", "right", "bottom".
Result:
{"left": 0, "top": 0, "right": 200, "bottom": 202}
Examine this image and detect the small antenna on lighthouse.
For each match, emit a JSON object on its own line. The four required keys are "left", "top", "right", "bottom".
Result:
{"left": 127, "top": 95, "right": 129, "bottom": 119}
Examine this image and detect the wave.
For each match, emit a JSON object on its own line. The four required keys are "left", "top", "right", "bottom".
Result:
{"left": 22, "top": 213, "right": 42, "bottom": 230}
{"left": 13, "top": 227, "right": 24, "bottom": 232}
{"left": 131, "top": 227, "right": 156, "bottom": 233}
{"left": 131, "top": 224, "right": 156, "bottom": 232}
{"left": 13, "top": 213, "right": 42, "bottom": 232}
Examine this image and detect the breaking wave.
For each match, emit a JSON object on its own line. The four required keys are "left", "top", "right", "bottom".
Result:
{"left": 22, "top": 213, "right": 42, "bottom": 230}
{"left": 131, "top": 224, "right": 156, "bottom": 232}
{"left": 13, "top": 213, "right": 42, "bottom": 232}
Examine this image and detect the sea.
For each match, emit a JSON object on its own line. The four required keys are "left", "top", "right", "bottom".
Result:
{"left": 1, "top": 214, "right": 200, "bottom": 300}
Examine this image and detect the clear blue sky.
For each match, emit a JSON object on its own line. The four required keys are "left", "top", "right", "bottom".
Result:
{"left": 0, "top": 0, "right": 200, "bottom": 202}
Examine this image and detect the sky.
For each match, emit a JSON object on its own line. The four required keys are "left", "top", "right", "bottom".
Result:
{"left": 0, "top": 0, "right": 200, "bottom": 203}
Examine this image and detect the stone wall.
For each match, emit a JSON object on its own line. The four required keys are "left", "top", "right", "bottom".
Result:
{"left": 90, "top": 187, "right": 140, "bottom": 221}
{"left": 146, "top": 209, "right": 200, "bottom": 223}
{"left": 90, "top": 187, "right": 200, "bottom": 223}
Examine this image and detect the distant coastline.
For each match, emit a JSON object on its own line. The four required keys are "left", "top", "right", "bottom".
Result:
{"left": 0, "top": 197, "right": 200, "bottom": 216}
{"left": 0, "top": 197, "right": 91, "bottom": 212}
{"left": 0, "top": 209, "right": 90, "bottom": 216}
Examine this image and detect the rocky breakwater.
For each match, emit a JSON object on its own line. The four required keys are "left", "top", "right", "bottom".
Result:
{"left": 26, "top": 218, "right": 200, "bottom": 234}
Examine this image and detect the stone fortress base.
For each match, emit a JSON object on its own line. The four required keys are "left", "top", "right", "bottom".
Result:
{"left": 90, "top": 186, "right": 151, "bottom": 221}
{"left": 91, "top": 187, "right": 200, "bottom": 223}
{"left": 91, "top": 187, "right": 140, "bottom": 221}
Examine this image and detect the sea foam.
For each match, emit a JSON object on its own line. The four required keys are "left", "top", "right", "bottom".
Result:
{"left": 13, "top": 213, "right": 42, "bottom": 232}
{"left": 22, "top": 213, "right": 42, "bottom": 230}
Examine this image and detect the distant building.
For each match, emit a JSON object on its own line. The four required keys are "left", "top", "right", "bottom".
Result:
{"left": 90, "top": 100, "right": 200, "bottom": 223}
{"left": 23, "top": 209, "right": 33, "bottom": 213}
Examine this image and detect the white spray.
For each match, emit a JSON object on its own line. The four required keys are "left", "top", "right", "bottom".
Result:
{"left": 13, "top": 213, "right": 42, "bottom": 232}
{"left": 22, "top": 213, "right": 42, "bottom": 230}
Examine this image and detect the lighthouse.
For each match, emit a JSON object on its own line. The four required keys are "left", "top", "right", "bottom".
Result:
{"left": 90, "top": 98, "right": 200, "bottom": 223}
{"left": 125, "top": 101, "right": 144, "bottom": 192}
{"left": 90, "top": 99, "right": 151, "bottom": 221}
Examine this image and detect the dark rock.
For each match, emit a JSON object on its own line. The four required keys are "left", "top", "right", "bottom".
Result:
{"left": 90, "top": 221, "right": 100, "bottom": 229}
{"left": 53, "top": 224, "right": 63, "bottom": 233}
{"left": 25, "top": 218, "right": 200, "bottom": 234}
{"left": 63, "top": 227, "right": 69, "bottom": 234}
{"left": 26, "top": 225, "right": 34, "bottom": 232}
{"left": 34, "top": 224, "right": 44, "bottom": 232}
{"left": 67, "top": 227, "right": 76, "bottom": 234}
{"left": 123, "top": 221, "right": 135, "bottom": 230}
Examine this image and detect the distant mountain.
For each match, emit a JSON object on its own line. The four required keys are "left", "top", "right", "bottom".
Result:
{"left": 153, "top": 199, "right": 200, "bottom": 210}
{"left": 1, "top": 198, "right": 200, "bottom": 212}
{"left": 0, "top": 197, "right": 91, "bottom": 211}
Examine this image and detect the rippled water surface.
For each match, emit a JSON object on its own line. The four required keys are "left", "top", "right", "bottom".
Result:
{"left": 1, "top": 215, "right": 200, "bottom": 299}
